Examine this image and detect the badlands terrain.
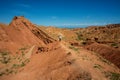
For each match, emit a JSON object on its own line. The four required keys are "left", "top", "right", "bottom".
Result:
{"left": 0, "top": 16, "right": 120, "bottom": 80}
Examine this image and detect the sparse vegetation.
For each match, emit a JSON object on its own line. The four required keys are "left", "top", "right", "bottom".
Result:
{"left": 111, "top": 43, "right": 118, "bottom": 48}
{"left": 20, "top": 62, "right": 25, "bottom": 67}
{"left": 104, "top": 72, "right": 120, "bottom": 80}
{"left": 0, "top": 51, "right": 11, "bottom": 64}
{"left": 0, "top": 72, "right": 5, "bottom": 76}
{"left": 67, "top": 52, "right": 72, "bottom": 55}
{"left": 92, "top": 52, "right": 112, "bottom": 65}
{"left": 69, "top": 46, "right": 79, "bottom": 51}
{"left": 81, "top": 55, "right": 92, "bottom": 61}
{"left": 0, "top": 47, "right": 30, "bottom": 76}
{"left": 12, "top": 64, "right": 20, "bottom": 68}
{"left": 76, "top": 32, "right": 85, "bottom": 41}
{"left": 81, "top": 41, "right": 87, "bottom": 45}
{"left": 99, "top": 55, "right": 112, "bottom": 65}
{"left": 93, "top": 64, "right": 103, "bottom": 69}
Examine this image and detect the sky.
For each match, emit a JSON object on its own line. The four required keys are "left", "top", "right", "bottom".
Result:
{"left": 0, "top": 0, "right": 120, "bottom": 27}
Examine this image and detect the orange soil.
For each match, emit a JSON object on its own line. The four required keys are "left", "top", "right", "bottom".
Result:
{"left": 1, "top": 42, "right": 120, "bottom": 80}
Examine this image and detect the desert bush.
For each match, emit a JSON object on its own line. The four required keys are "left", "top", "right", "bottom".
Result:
{"left": 81, "top": 41, "right": 87, "bottom": 45}
{"left": 67, "top": 52, "right": 72, "bottom": 55}
{"left": 69, "top": 46, "right": 79, "bottom": 51}
{"left": 0, "top": 72, "right": 5, "bottom": 76}
{"left": 0, "top": 51, "right": 11, "bottom": 64}
{"left": 111, "top": 43, "right": 118, "bottom": 48}
{"left": 76, "top": 32, "right": 85, "bottom": 41}
{"left": 20, "top": 62, "right": 25, "bottom": 67}
{"left": 105, "top": 72, "right": 120, "bottom": 80}
{"left": 93, "top": 64, "right": 103, "bottom": 70}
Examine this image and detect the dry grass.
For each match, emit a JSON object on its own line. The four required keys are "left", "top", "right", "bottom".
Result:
{"left": 0, "top": 47, "right": 30, "bottom": 76}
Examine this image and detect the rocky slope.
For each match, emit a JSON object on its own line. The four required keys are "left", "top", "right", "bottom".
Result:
{"left": 74, "top": 24, "right": 120, "bottom": 44}
{"left": 39, "top": 24, "right": 120, "bottom": 69}
{"left": 73, "top": 24, "right": 120, "bottom": 68}
{"left": 85, "top": 43, "right": 120, "bottom": 68}
{"left": 39, "top": 26, "right": 77, "bottom": 42}
{"left": 0, "top": 16, "right": 55, "bottom": 54}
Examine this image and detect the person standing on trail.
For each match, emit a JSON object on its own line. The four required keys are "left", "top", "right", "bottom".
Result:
{"left": 58, "top": 35, "right": 62, "bottom": 41}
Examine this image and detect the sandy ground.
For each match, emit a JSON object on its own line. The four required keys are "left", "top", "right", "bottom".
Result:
{"left": 0, "top": 41, "right": 120, "bottom": 80}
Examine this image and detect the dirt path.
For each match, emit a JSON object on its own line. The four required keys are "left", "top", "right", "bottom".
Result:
{"left": 25, "top": 45, "right": 35, "bottom": 58}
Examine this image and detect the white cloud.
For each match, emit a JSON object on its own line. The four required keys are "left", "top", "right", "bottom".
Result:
{"left": 60, "top": 22, "right": 108, "bottom": 27}
{"left": 16, "top": 3, "right": 31, "bottom": 8}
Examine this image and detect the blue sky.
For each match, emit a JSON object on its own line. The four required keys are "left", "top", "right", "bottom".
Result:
{"left": 0, "top": 0, "right": 120, "bottom": 27}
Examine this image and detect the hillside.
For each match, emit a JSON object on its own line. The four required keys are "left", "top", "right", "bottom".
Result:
{"left": 74, "top": 24, "right": 120, "bottom": 44}
{"left": 73, "top": 24, "right": 120, "bottom": 68}
{"left": 0, "top": 16, "right": 55, "bottom": 54}
{"left": 39, "top": 26, "right": 77, "bottom": 42}
{"left": 0, "top": 17, "right": 120, "bottom": 80}
{"left": 39, "top": 24, "right": 120, "bottom": 68}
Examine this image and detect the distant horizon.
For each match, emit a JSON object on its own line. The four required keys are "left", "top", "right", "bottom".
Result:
{"left": 37, "top": 22, "right": 120, "bottom": 28}
{"left": 0, "top": 17, "right": 120, "bottom": 28}
{"left": 0, "top": 0, "right": 120, "bottom": 28}
{"left": 1, "top": 16, "right": 120, "bottom": 28}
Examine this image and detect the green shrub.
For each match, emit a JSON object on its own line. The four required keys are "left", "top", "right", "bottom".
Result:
{"left": 0, "top": 51, "right": 11, "bottom": 64}
{"left": 81, "top": 41, "right": 87, "bottom": 45}
{"left": 21, "top": 62, "right": 25, "bottom": 67}
{"left": 12, "top": 64, "right": 19, "bottom": 68}
{"left": 93, "top": 64, "right": 103, "bottom": 69}
{"left": 76, "top": 32, "right": 84, "bottom": 41}
{"left": 105, "top": 72, "right": 120, "bottom": 80}
{"left": 0, "top": 72, "right": 5, "bottom": 76}
{"left": 69, "top": 46, "right": 79, "bottom": 51}
{"left": 111, "top": 43, "right": 118, "bottom": 48}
